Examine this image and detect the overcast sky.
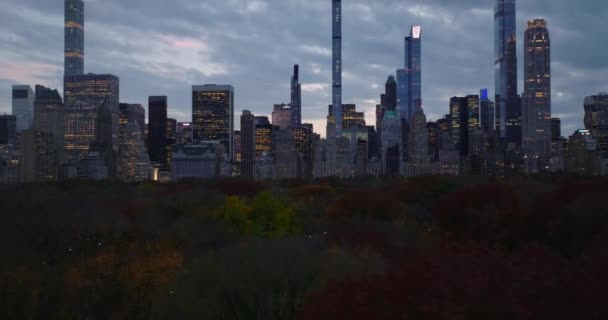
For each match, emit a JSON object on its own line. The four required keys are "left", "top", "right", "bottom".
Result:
{"left": 1, "top": 0, "right": 607, "bottom": 137}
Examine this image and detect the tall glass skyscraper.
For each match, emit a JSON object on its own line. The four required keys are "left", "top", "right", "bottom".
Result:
{"left": 291, "top": 65, "right": 302, "bottom": 127}
{"left": 65, "top": 0, "right": 84, "bottom": 76}
{"left": 11, "top": 85, "right": 34, "bottom": 131}
{"left": 332, "top": 0, "right": 342, "bottom": 138}
{"left": 523, "top": 19, "right": 551, "bottom": 157}
{"left": 399, "top": 25, "right": 422, "bottom": 122}
{"left": 495, "top": 0, "right": 519, "bottom": 144}
{"left": 192, "top": 85, "right": 234, "bottom": 160}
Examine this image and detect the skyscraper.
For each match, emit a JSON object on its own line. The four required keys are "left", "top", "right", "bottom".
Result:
{"left": 399, "top": 25, "right": 422, "bottom": 122}
{"left": 255, "top": 116, "right": 273, "bottom": 159}
{"left": 551, "top": 118, "right": 561, "bottom": 140}
{"left": 272, "top": 104, "right": 293, "bottom": 130}
{"left": 64, "top": 74, "right": 119, "bottom": 165}
{"left": 240, "top": 110, "right": 256, "bottom": 178}
{"left": 523, "top": 19, "right": 551, "bottom": 158}
{"left": 495, "top": 0, "right": 519, "bottom": 144}
{"left": 65, "top": 0, "right": 84, "bottom": 76}
{"left": 166, "top": 118, "right": 177, "bottom": 166}
{"left": 385, "top": 76, "right": 397, "bottom": 111}
{"left": 119, "top": 103, "right": 145, "bottom": 138}
{"left": 12, "top": 85, "right": 34, "bottom": 131}
{"left": 480, "top": 89, "right": 495, "bottom": 133}
{"left": 0, "top": 115, "right": 17, "bottom": 145}
{"left": 332, "top": 0, "right": 342, "bottom": 138}
{"left": 584, "top": 93, "right": 608, "bottom": 153}
{"left": 291, "top": 65, "right": 302, "bottom": 127}
{"left": 192, "top": 85, "right": 234, "bottom": 160}
{"left": 148, "top": 96, "right": 168, "bottom": 166}
{"left": 34, "top": 85, "right": 65, "bottom": 166}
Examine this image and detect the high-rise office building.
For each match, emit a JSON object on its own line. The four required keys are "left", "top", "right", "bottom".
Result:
{"left": 240, "top": 110, "right": 256, "bottom": 178}
{"left": 118, "top": 114, "right": 151, "bottom": 182}
{"left": 0, "top": 115, "right": 17, "bottom": 145}
{"left": 192, "top": 85, "right": 234, "bottom": 160}
{"left": 551, "top": 118, "right": 561, "bottom": 140}
{"left": 385, "top": 76, "right": 397, "bottom": 112}
{"left": 12, "top": 85, "right": 34, "bottom": 131}
{"left": 166, "top": 118, "right": 177, "bottom": 166}
{"left": 450, "top": 96, "right": 466, "bottom": 155}
{"left": 64, "top": 74, "right": 119, "bottom": 165}
{"left": 495, "top": 0, "right": 520, "bottom": 144}
{"left": 584, "top": 93, "right": 608, "bottom": 153}
{"left": 523, "top": 19, "right": 551, "bottom": 158}
{"left": 293, "top": 124, "right": 314, "bottom": 179}
{"left": 272, "top": 104, "right": 293, "bottom": 130}
{"left": 255, "top": 116, "right": 273, "bottom": 159}
{"left": 291, "top": 65, "right": 302, "bottom": 127}
{"left": 398, "top": 25, "right": 422, "bottom": 122}
{"left": 381, "top": 110, "right": 402, "bottom": 176}
{"left": 332, "top": 0, "right": 343, "bottom": 138}
{"left": 328, "top": 104, "right": 365, "bottom": 132}
{"left": 480, "top": 89, "right": 495, "bottom": 133}
{"left": 176, "top": 122, "right": 193, "bottom": 145}
{"left": 148, "top": 96, "right": 168, "bottom": 166}
{"left": 19, "top": 129, "right": 57, "bottom": 182}
{"left": 408, "top": 109, "right": 430, "bottom": 165}
{"left": 65, "top": 0, "right": 84, "bottom": 76}
{"left": 34, "top": 85, "right": 65, "bottom": 166}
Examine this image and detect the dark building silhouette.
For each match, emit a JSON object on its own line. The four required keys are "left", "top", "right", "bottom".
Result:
{"left": 148, "top": 96, "right": 168, "bottom": 166}
{"left": 90, "top": 103, "right": 117, "bottom": 177}
{"left": 240, "top": 110, "right": 256, "bottom": 178}
{"left": 119, "top": 103, "right": 145, "bottom": 138}
{"left": 398, "top": 25, "right": 422, "bottom": 122}
{"left": 385, "top": 75, "right": 397, "bottom": 111}
{"left": 584, "top": 93, "right": 608, "bottom": 154}
{"left": 290, "top": 65, "right": 302, "bottom": 127}
{"left": 480, "top": 89, "right": 495, "bottom": 134}
{"left": 551, "top": 118, "right": 561, "bottom": 140}
{"left": 166, "top": 118, "right": 177, "bottom": 166}
{"left": 0, "top": 115, "right": 17, "bottom": 145}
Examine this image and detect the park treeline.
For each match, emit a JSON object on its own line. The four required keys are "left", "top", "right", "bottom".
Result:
{"left": 1, "top": 176, "right": 607, "bottom": 319}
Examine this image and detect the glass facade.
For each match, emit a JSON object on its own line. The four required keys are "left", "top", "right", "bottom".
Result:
{"left": 584, "top": 93, "right": 608, "bottom": 153}
{"left": 11, "top": 85, "right": 34, "bottom": 131}
{"left": 65, "top": 0, "right": 84, "bottom": 76}
{"left": 255, "top": 116, "right": 273, "bottom": 159}
{"left": 495, "top": 0, "right": 519, "bottom": 142}
{"left": 192, "top": 85, "right": 234, "bottom": 160}
{"left": 240, "top": 110, "right": 256, "bottom": 178}
{"left": 399, "top": 26, "right": 422, "bottom": 122}
{"left": 290, "top": 65, "right": 302, "bottom": 127}
{"left": 332, "top": 0, "right": 342, "bottom": 137}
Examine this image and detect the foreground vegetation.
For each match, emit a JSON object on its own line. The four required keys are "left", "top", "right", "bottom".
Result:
{"left": 1, "top": 176, "right": 608, "bottom": 319}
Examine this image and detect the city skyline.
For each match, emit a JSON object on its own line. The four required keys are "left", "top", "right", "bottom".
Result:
{"left": 0, "top": 0, "right": 606, "bottom": 137}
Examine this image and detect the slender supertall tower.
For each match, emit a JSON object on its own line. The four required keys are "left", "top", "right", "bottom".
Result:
{"left": 523, "top": 19, "right": 551, "bottom": 158}
{"left": 64, "top": 0, "right": 84, "bottom": 76}
{"left": 332, "top": 0, "right": 342, "bottom": 138}
{"left": 399, "top": 25, "right": 422, "bottom": 122}
{"left": 291, "top": 65, "right": 302, "bottom": 127}
{"left": 495, "top": 0, "right": 519, "bottom": 144}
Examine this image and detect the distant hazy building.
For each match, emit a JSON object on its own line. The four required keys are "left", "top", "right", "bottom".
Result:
{"left": 566, "top": 129, "right": 600, "bottom": 176}
{"left": 64, "top": 0, "right": 84, "bottom": 76}
{"left": 176, "top": 122, "right": 193, "bottom": 145}
{"left": 273, "top": 129, "right": 299, "bottom": 180}
{"left": 192, "top": 85, "right": 234, "bottom": 160}
{"left": 0, "top": 144, "right": 19, "bottom": 184}
{"left": 119, "top": 104, "right": 145, "bottom": 139}
{"left": 438, "top": 133, "right": 460, "bottom": 176}
{"left": 291, "top": 65, "right": 302, "bottom": 127}
{"left": 408, "top": 109, "right": 430, "bottom": 165}
{"left": 522, "top": 19, "right": 551, "bottom": 164}
{"left": 148, "top": 96, "right": 168, "bottom": 166}
{"left": 272, "top": 104, "right": 293, "bottom": 130}
{"left": 240, "top": 110, "right": 256, "bottom": 178}
{"left": 166, "top": 118, "right": 177, "bottom": 166}
{"left": 33, "top": 85, "right": 66, "bottom": 169}
{"left": 12, "top": 85, "right": 34, "bottom": 131}
{"left": 0, "top": 115, "right": 17, "bottom": 145}
{"left": 172, "top": 142, "right": 230, "bottom": 180}
{"left": 584, "top": 93, "right": 608, "bottom": 154}
{"left": 19, "top": 130, "right": 56, "bottom": 182}
{"left": 64, "top": 74, "right": 119, "bottom": 166}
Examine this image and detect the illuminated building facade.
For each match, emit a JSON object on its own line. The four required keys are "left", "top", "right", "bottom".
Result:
{"left": 523, "top": 19, "right": 551, "bottom": 162}
{"left": 176, "top": 122, "right": 193, "bottom": 145}
{"left": 255, "top": 116, "right": 273, "bottom": 159}
{"left": 65, "top": 0, "right": 84, "bottom": 76}
{"left": 64, "top": 74, "right": 119, "bottom": 166}
{"left": 192, "top": 85, "right": 234, "bottom": 160}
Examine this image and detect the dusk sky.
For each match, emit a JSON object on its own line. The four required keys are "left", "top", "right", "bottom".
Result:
{"left": 1, "top": 0, "right": 606, "bottom": 137}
